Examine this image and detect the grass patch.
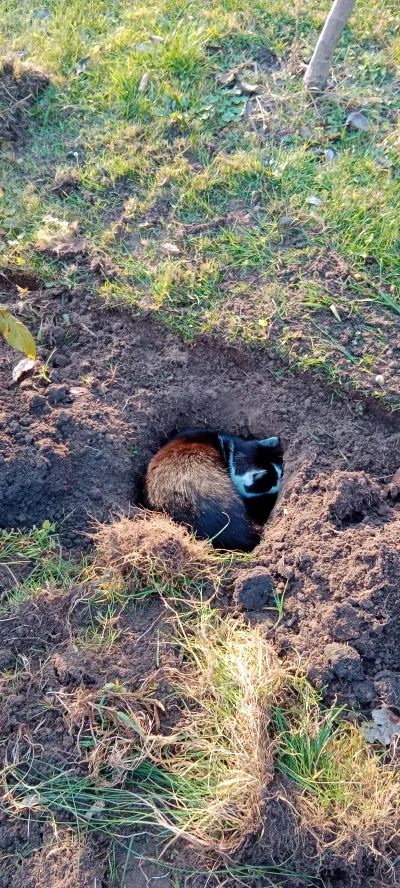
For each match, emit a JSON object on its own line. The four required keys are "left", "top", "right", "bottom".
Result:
{"left": 4, "top": 592, "right": 400, "bottom": 863}
{"left": 0, "top": 521, "right": 77, "bottom": 613}
{"left": 0, "top": 0, "right": 399, "bottom": 402}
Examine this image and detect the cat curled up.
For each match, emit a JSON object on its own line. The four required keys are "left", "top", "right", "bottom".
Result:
{"left": 144, "top": 429, "right": 283, "bottom": 551}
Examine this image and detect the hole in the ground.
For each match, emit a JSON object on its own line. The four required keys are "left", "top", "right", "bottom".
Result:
{"left": 138, "top": 427, "right": 285, "bottom": 551}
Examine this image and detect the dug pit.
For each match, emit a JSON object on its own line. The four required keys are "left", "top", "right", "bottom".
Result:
{"left": 1, "top": 273, "right": 400, "bottom": 714}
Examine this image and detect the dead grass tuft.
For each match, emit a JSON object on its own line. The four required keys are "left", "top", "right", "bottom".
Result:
{"left": 95, "top": 512, "right": 216, "bottom": 590}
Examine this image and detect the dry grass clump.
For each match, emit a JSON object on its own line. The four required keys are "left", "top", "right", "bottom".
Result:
{"left": 94, "top": 511, "right": 220, "bottom": 593}
{"left": 149, "top": 605, "right": 287, "bottom": 850}
{"left": 273, "top": 686, "right": 400, "bottom": 857}
{"left": 0, "top": 56, "right": 50, "bottom": 139}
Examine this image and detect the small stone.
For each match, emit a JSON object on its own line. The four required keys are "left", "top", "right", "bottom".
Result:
{"left": 90, "top": 487, "right": 102, "bottom": 501}
{"left": 375, "top": 374, "right": 385, "bottom": 386}
{"left": 0, "top": 648, "right": 14, "bottom": 670}
{"left": 28, "top": 394, "right": 50, "bottom": 416}
{"left": 324, "top": 643, "right": 364, "bottom": 681}
{"left": 18, "top": 416, "right": 32, "bottom": 427}
{"left": 233, "top": 568, "right": 274, "bottom": 611}
{"left": 345, "top": 111, "right": 370, "bottom": 132}
{"left": 47, "top": 385, "right": 67, "bottom": 405}
{"left": 278, "top": 215, "right": 295, "bottom": 227}
{"left": 299, "top": 125, "right": 311, "bottom": 139}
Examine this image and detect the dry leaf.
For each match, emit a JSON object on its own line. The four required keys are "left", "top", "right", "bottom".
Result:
{"left": 138, "top": 72, "right": 150, "bottom": 93}
{"left": 361, "top": 707, "right": 400, "bottom": 746}
{"left": 12, "top": 357, "right": 35, "bottom": 382}
{"left": 150, "top": 34, "right": 164, "bottom": 44}
{"left": 84, "top": 799, "right": 106, "bottom": 820}
{"left": 70, "top": 386, "right": 88, "bottom": 397}
{"left": 346, "top": 111, "right": 370, "bottom": 132}
{"left": 76, "top": 55, "right": 90, "bottom": 74}
{"left": 237, "top": 79, "right": 260, "bottom": 95}
{"left": 306, "top": 195, "right": 323, "bottom": 207}
{"left": 18, "top": 793, "right": 41, "bottom": 809}
{"left": 218, "top": 69, "right": 237, "bottom": 87}
{"left": 162, "top": 241, "right": 181, "bottom": 254}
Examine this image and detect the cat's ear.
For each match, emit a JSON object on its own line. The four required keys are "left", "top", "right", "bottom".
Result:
{"left": 259, "top": 436, "right": 279, "bottom": 447}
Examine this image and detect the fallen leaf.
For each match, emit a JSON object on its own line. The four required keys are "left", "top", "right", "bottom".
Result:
{"left": 18, "top": 793, "right": 41, "bottom": 808}
{"left": 361, "top": 707, "right": 400, "bottom": 746}
{"left": 12, "top": 357, "right": 35, "bottom": 382}
{"left": 218, "top": 69, "right": 237, "bottom": 87}
{"left": 330, "top": 304, "right": 341, "bottom": 322}
{"left": 76, "top": 55, "right": 90, "bottom": 74}
{"left": 162, "top": 241, "right": 181, "bottom": 254}
{"left": 150, "top": 34, "right": 164, "bottom": 43}
{"left": 306, "top": 195, "right": 323, "bottom": 207}
{"left": 83, "top": 799, "right": 106, "bottom": 820}
{"left": 237, "top": 79, "right": 260, "bottom": 95}
{"left": 0, "top": 309, "right": 36, "bottom": 358}
{"left": 138, "top": 72, "right": 150, "bottom": 93}
{"left": 346, "top": 111, "right": 370, "bottom": 132}
{"left": 258, "top": 319, "right": 268, "bottom": 328}
{"left": 70, "top": 386, "right": 88, "bottom": 397}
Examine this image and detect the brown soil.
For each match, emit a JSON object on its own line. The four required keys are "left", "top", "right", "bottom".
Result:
{"left": 1, "top": 268, "right": 400, "bottom": 886}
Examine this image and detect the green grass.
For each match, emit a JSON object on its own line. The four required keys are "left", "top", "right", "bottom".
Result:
{"left": 0, "top": 0, "right": 399, "bottom": 401}
{"left": 0, "top": 521, "right": 77, "bottom": 613}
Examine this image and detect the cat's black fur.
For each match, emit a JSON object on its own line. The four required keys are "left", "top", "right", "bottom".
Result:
{"left": 143, "top": 429, "right": 283, "bottom": 551}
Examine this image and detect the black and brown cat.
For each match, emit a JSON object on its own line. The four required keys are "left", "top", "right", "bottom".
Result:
{"left": 144, "top": 429, "right": 283, "bottom": 551}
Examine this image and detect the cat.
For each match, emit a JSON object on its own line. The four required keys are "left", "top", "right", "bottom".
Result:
{"left": 144, "top": 429, "right": 283, "bottom": 551}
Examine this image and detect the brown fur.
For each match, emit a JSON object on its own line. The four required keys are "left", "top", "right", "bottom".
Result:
{"left": 145, "top": 438, "right": 261, "bottom": 550}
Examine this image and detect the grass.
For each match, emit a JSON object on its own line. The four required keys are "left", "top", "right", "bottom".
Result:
{"left": 3, "top": 591, "right": 400, "bottom": 866}
{"left": 1, "top": 515, "right": 400, "bottom": 882}
{"left": 0, "top": 521, "right": 77, "bottom": 613}
{"left": 0, "top": 0, "right": 399, "bottom": 402}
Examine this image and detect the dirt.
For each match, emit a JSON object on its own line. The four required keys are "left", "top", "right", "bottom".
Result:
{"left": 1, "top": 267, "right": 400, "bottom": 885}
{"left": 0, "top": 57, "right": 51, "bottom": 141}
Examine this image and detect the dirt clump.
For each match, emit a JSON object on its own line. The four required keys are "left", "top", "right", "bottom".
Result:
{"left": 0, "top": 56, "right": 50, "bottom": 140}
{"left": 10, "top": 829, "right": 105, "bottom": 888}
{"left": 95, "top": 511, "right": 211, "bottom": 584}
{"left": 253, "top": 466, "right": 400, "bottom": 708}
{"left": 233, "top": 566, "right": 274, "bottom": 610}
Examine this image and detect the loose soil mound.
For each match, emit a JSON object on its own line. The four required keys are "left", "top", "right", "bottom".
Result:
{"left": 1, "top": 272, "right": 400, "bottom": 886}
